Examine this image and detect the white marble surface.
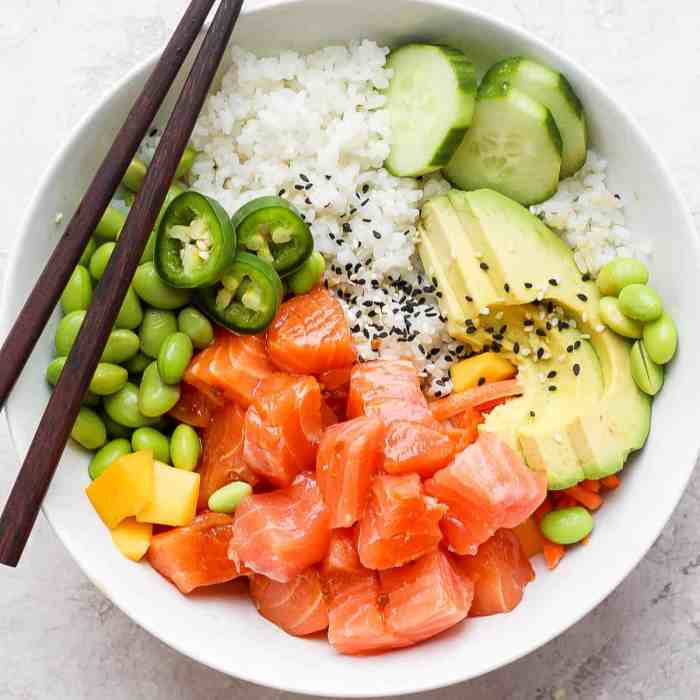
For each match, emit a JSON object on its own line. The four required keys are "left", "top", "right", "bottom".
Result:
{"left": 1, "top": 1, "right": 699, "bottom": 698}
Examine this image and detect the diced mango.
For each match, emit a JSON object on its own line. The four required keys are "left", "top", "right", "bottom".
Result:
{"left": 86, "top": 450, "right": 154, "bottom": 529}
{"left": 111, "top": 517, "right": 153, "bottom": 561}
{"left": 450, "top": 352, "right": 516, "bottom": 392}
{"left": 136, "top": 461, "right": 199, "bottom": 527}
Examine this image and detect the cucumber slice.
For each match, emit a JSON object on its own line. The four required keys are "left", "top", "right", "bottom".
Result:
{"left": 444, "top": 83, "right": 562, "bottom": 206}
{"left": 482, "top": 57, "right": 587, "bottom": 178}
{"left": 384, "top": 44, "right": 476, "bottom": 177}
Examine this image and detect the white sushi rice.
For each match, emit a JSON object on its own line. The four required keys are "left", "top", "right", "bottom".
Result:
{"left": 155, "top": 41, "right": 649, "bottom": 396}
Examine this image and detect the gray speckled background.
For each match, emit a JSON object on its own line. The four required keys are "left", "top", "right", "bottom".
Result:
{"left": 1, "top": 1, "right": 699, "bottom": 698}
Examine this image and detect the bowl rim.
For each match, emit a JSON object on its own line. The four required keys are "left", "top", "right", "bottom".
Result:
{"left": 3, "top": 0, "right": 699, "bottom": 696}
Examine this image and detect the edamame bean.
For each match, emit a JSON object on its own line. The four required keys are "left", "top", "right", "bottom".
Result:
{"left": 170, "top": 423, "right": 201, "bottom": 471}
{"left": 123, "top": 158, "right": 147, "bottom": 192}
{"left": 140, "top": 308, "right": 178, "bottom": 358}
{"left": 540, "top": 506, "right": 593, "bottom": 545}
{"left": 158, "top": 332, "right": 193, "bottom": 384}
{"left": 95, "top": 206, "right": 126, "bottom": 241}
{"left": 46, "top": 357, "right": 126, "bottom": 396}
{"left": 89, "top": 438, "right": 131, "bottom": 480}
{"left": 89, "top": 242, "right": 115, "bottom": 281}
{"left": 288, "top": 251, "right": 326, "bottom": 295}
{"left": 618, "top": 284, "right": 663, "bottom": 322}
{"left": 208, "top": 481, "right": 252, "bottom": 513}
{"left": 104, "top": 382, "right": 158, "bottom": 428}
{"left": 126, "top": 351, "right": 151, "bottom": 375}
{"left": 131, "top": 427, "right": 170, "bottom": 463}
{"left": 643, "top": 313, "right": 678, "bottom": 365}
{"left": 60, "top": 265, "right": 92, "bottom": 313}
{"left": 176, "top": 145, "right": 197, "bottom": 179}
{"left": 138, "top": 362, "right": 181, "bottom": 418}
{"left": 82, "top": 391, "right": 101, "bottom": 408}
{"left": 596, "top": 257, "right": 649, "bottom": 297}
{"left": 177, "top": 306, "right": 214, "bottom": 349}
{"left": 599, "top": 296, "right": 643, "bottom": 339}
{"left": 78, "top": 238, "right": 97, "bottom": 268}
{"left": 133, "top": 262, "right": 192, "bottom": 310}
{"left": 71, "top": 407, "right": 107, "bottom": 450}
{"left": 630, "top": 340, "right": 664, "bottom": 396}
{"left": 115, "top": 286, "right": 143, "bottom": 330}
{"left": 55, "top": 310, "right": 85, "bottom": 356}
{"left": 46, "top": 356, "right": 67, "bottom": 385}
{"left": 102, "top": 411, "right": 133, "bottom": 439}
{"left": 140, "top": 232, "right": 157, "bottom": 264}
{"left": 102, "top": 329, "right": 140, "bottom": 364}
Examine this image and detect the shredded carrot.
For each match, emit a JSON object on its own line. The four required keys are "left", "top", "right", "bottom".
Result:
{"left": 581, "top": 479, "right": 601, "bottom": 493}
{"left": 601, "top": 474, "right": 620, "bottom": 490}
{"left": 565, "top": 485, "right": 603, "bottom": 511}
{"left": 543, "top": 541, "right": 566, "bottom": 569}
{"left": 429, "top": 379, "right": 521, "bottom": 421}
{"left": 581, "top": 535, "right": 590, "bottom": 545}
{"left": 555, "top": 495, "right": 578, "bottom": 509}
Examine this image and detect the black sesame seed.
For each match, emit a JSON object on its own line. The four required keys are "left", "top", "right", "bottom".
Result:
{"left": 493, "top": 333, "right": 504, "bottom": 341}
{"left": 149, "top": 128, "right": 158, "bottom": 137}
{"left": 548, "top": 385, "right": 557, "bottom": 392}
{"left": 549, "top": 278, "right": 558, "bottom": 286}
{"left": 373, "top": 231, "right": 381, "bottom": 240}
{"left": 492, "top": 343, "right": 502, "bottom": 353}
{"left": 537, "top": 348, "right": 545, "bottom": 359}
{"left": 499, "top": 325, "right": 507, "bottom": 334}
{"left": 299, "top": 173, "right": 309, "bottom": 183}
{"left": 524, "top": 319, "right": 534, "bottom": 327}
{"left": 465, "top": 295, "right": 473, "bottom": 302}
{"left": 362, "top": 184, "right": 370, "bottom": 194}
{"left": 325, "top": 174, "right": 332, "bottom": 180}
{"left": 547, "top": 370, "right": 557, "bottom": 379}
{"left": 567, "top": 345, "right": 574, "bottom": 353}
{"left": 524, "top": 282, "right": 533, "bottom": 289}
{"left": 436, "top": 292, "right": 443, "bottom": 298}
{"left": 480, "top": 262, "right": 489, "bottom": 271}
{"left": 361, "top": 199, "right": 370, "bottom": 207}
{"left": 478, "top": 377, "right": 486, "bottom": 386}
{"left": 559, "top": 321, "right": 570, "bottom": 330}
{"left": 573, "top": 363, "right": 581, "bottom": 376}
{"left": 278, "top": 188, "right": 286, "bottom": 196}
{"left": 614, "top": 193, "right": 621, "bottom": 200}
{"left": 577, "top": 293, "right": 588, "bottom": 302}
{"left": 529, "top": 410, "right": 536, "bottom": 418}
{"left": 574, "top": 340, "right": 582, "bottom": 349}
{"left": 435, "top": 391, "right": 442, "bottom": 398}
{"left": 581, "top": 272, "right": 591, "bottom": 282}
{"left": 485, "top": 326, "right": 494, "bottom": 334}
{"left": 513, "top": 342, "right": 520, "bottom": 354}
{"left": 362, "top": 218, "right": 372, "bottom": 223}
{"left": 305, "top": 198, "right": 312, "bottom": 205}
{"left": 466, "top": 326, "right": 476, "bottom": 335}
{"left": 546, "top": 302, "right": 555, "bottom": 314}
{"left": 342, "top": 223, "right": 352, "bottom": 233}
{"left": 294, "top": 184, "right": 304, "bottom": 191}
{"left": 546, "top": 321, "right": 552, "bottom": 331}
{"left": 504, "top": 283, "right": 511, "bottom": 293}
{"left": 536, "top": 329, "right": 546, "bottom": 337}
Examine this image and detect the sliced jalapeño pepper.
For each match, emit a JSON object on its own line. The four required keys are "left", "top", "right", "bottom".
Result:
{"left": 155, "top": 191, "right": 236, "bottom": 288}
{"left": 231, "top": 196, "right": 313, "bottom": 277}
{"left": 197, "top": 252, "right": 283, "bottom": 335}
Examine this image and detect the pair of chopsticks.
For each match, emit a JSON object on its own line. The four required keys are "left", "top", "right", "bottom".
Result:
{"left": 0, "top": 0, "right": 244, "bottom": 567}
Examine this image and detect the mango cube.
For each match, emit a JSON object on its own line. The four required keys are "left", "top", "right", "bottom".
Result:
{"left": 111, "top": 517, "right": 153, "bottom": 561}
{"left": 450, "top": 352, "right": 516, "bottom": 392}
{"left": 136, "top": 461, "right": 200, "bottom": 527}
{"left": 85, "top": 450, "right": 154, "bottom": 529}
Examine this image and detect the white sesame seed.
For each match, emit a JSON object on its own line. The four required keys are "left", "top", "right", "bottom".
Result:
{"left": 520, "top": 348, "right": 531, "bottom": 357}
{"left": 479, "top": 307, "right": 490, "bottom": 316}
{"left": 554, "top": 433, "right": 563, "bottom": 444}
{"left": 495, "top": 311, "right": 504, "bottom": 320}
{"left": 581, "top": 333, "right": 591, "bottom": 340}
{"left": 595, "top": 324, "right": 605, "bottom": 333}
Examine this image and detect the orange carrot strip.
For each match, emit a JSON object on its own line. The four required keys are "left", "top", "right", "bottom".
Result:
{"left": 581, "top": 479, "right": 601, "bottom": 493}
{"left": 601, "top": 474, "right": 620, "bottom": 490}
{"left": 429, "top": 379, "right": 521, "bottom": 421}
{"left": 555, "top": 495, "right": 578, "bottom": 509}
{"left": 534, "top": 497, "right": 552, "bottom": 524}
{"left": 543, "top": 541, "right": 566, "bottom": 569}
{"left": 581, "top": 535, "right": 590, "bottom": 545}
{"left": 565, "top": 485, "right": 603, "bottom": 511}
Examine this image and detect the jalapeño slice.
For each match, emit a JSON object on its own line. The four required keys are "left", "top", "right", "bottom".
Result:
{"left": 231, "top": 196, "right": 313, "bottom": 277}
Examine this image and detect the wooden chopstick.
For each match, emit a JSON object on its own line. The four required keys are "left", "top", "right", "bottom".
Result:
{"left": 0, "top": 0, "right": 244, "bottom": 567}
{"left": 0, "top": 0, "right": 217, "bottom": 412}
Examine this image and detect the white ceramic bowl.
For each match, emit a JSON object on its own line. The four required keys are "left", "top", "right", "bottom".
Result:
{"left": 3, "top": 0, "right": 699, "bottom": 696}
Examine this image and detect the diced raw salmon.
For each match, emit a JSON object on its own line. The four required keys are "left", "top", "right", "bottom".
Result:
{"left": 243, "top": 374, "right": 324, "bottom": 488}
{"left": 229, "top": 473, "right": 331, "bottom": 582}
{"left": 169, "top": 382, "right": 219, "bottom": 428}
{"left": 250, "top": 567, "right": 329, "bottom": 636}
{"left": 453, "top": 529, "right": 534, "bottom": 616}
{"left": 383, "top": 420, "right": 455, "bottom": 477}
{"left": 320, "top": 529, "right": 364, "bottom": 584}
{"left": 267, "top": 288, "right": 357, "bottom": 375}
{"left": 198, "top": 402, "right": 259, "bottom": 510}
{"left": 356, "top": 474, "right": 446, "bottom": 570}
{"left": 511, "top": 517, "right": 545, "bottom": 558}
{"left": 425, "top": 433, "right": 547, "bottom": 555}
{"left": 319, "top": 367, "right": 352, "bottom": 422}
{"left": 185, "top": 329, "right": 276, "bottom": 408}
{"left": 148, "top": 512, "right": 246, "bottom": 594}
{"left": 380, "top": 548, "right": 473, "bottom": 643}
{"left": 316, "top": 416, "right": 384, "bottom": 529}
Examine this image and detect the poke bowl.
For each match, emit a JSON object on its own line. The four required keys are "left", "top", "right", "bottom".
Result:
{"left": 3, "top": 0, "right": 699, "bottom": 696}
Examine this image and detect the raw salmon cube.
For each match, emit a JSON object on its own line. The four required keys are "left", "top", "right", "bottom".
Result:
{"left": 316, "top": 416, "right": 385, "bottom": 528}
{"left": 243, "top": 374, "right": 324, "bottom": 488}
{"left": 267, "top": 288, "right": 357, "bottom": 375}
{"left": 453, "top": 529, "right": 534, "bottom": 616}
{"left": 380, "top": 548, "right": 474, "bottom": 643}
{"left": 356, "top": 474, "right": 446, "bottom": 570}
{"left": 148, "top": 512, "right": 246, "bottom": 594}
{"left": 383, "top": 420, "right": 455, "bottom": 477}
{"left": 229, "top": 473, "right": 331, "bottom": 583}
{"left": 425, "top": 433, "right": 547, "bottom": 555}
{"left": 250, "top": 567, "right": 329, "bottom": 636}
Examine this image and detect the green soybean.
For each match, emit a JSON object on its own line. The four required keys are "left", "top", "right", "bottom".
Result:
{"left": 55, "top": 310, "right": 85, "bottom": 356}
{"left": 126, "top": 351, "right": 152, "bottom": 375}
{"left": 123, "top": 158, "right": 147, "bottom": 192}
{"left": 158, "top": 332, "right": 193, "bottom": 384}
{"left": 140, "top": 308, "right": 178, "bottom": 358}
{"left": 630, "top": 340, "right": 664, "bottom": 396}
{"left": 104, "top": 382, "right": 158, "bottom": 428}
{"left": 170, "top": 424, "right": 201, "bottom": 471}
{"left": 208, "top": 481, "right": 252, "bottom": 513}
{"left": 618, "top": 284, "right": 663, "bottom": 322}
{"left": 178, "top": 307, "right": 214, "bottom": 349}
{"left": 599, "top": 296, "right": 643, "bottom": 339}
{"left": 60, "top": 265, "right": 92, "bottom": 313}
{"left": 47, "top": 357, "right": 126, "bottom": 396}
{"left": 176, "top": 145, "right": 197, "bottom": 179}
{"left": 131, "top": 427, "right": 170, "bottom": 463}
{"left": 82, "top": 391, "right": 101, "bottom": 408}
{"left": 133, "top": 262, "right": 192, "bottom": 310}
{"left": 540, "top": 506, "right": 593, "bottom": 545}
{"left": 95, "top": 206, "right": 125, "bottom": 241}
{"left": 78, "top": 238, "right": 97, "bottom": 268}
{"left": 71, "top": 407, "right": 107, "bottom": 450}
{"left": 140, "top": 232, "right": 157, "bottom": 264}
{"left": 115, "top": 286, "right": 143, "bottom": 330}
{"left": 89, "top": 438, "right": 131, "bottom": 480}
{"left": 46, "top": 356, "right": 67, "bottom": 385}
{"left": 102, "top": 329, "right": 140, "bottom": 364}
{"left": 138, "top": 362, "right": 181, "bottom": 418}
{"left": 643, "top": 313, "right": 678, "bottom": 365}
{"left": 102, "top": 411, "right": 133, "bottom": 439}
{"left": 89, "top": 242, "right": 115, "bottom": 281}
{"left": 288, "top": 251, "right": 326, "bottom": 295}
{"left": 596, "top": 257, "right": 649, "bottom": 297}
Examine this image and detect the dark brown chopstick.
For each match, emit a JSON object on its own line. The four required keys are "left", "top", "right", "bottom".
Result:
{"left": 0, "top": 0, "right": 217, "bottom": 413}
{"left": 0, "top": 0, "right": 244, "bottom": 567}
